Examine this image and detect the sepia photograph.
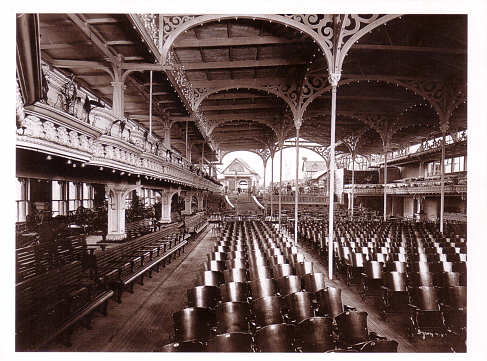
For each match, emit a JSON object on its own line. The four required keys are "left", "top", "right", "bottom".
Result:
{"left": 8, "top": 0, "right": 487, "bottom": 358}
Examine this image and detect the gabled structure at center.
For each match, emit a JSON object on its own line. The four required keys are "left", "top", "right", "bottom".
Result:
{"left": 220, "top": 158, "right": 260, "bottom": 192}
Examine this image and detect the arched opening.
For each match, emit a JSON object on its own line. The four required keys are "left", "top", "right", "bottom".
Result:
{"left": 171, "top": 193, "right": 184, "bottom": 222}
{"left": 191, "top": 195, "right": 198, "bottom": 213}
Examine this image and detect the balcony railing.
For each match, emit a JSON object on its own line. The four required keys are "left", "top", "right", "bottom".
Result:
{"left": 263, "top": 194, "right": 329, "bottom": 204}
{"left": 371, "top": 130, "right": 467, "bottom": 165}
{"left": 342, "top": 181, "right": 467, "bottom": 196}
{"left": 16, "top": 69, "right": 221, "bottom": 193}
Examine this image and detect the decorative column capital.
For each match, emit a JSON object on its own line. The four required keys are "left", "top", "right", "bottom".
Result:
{"left": 439, "top": 120, "right": 450, "bottom": 135}
{"left": 294, "top": 117, "right": 302, "bottom": 130}
{"left": 110, "top": 81, "right": 126, "bottom": 90}
{"left": 328, "top": 72, "right": 342, "bottom": 87}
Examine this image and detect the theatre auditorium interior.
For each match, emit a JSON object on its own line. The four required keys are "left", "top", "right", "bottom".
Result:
{"left": 14, "top": 12, "right": 478, "bottom": 354}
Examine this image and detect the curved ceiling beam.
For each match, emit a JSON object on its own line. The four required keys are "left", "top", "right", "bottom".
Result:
{"left": 161, "top": 14, "right": 333, "bottom": 73}
{"left": 208, "top": 117, "right": 280, "bottom": 137}
{"left": 297, "top": 78, "right": 356, "bottom": 119}
{"left": 194, "top": 86, "right": 291, "bottom": 114}
{"left": 335, "top": 15, "right": 403, "bottom": 72}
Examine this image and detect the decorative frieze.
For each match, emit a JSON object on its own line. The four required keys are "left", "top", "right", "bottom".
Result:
{"left": 17, "top": 110, "right": 221, "bottom": 192}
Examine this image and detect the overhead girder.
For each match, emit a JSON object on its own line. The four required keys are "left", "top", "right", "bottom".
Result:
{"left": 160, "top": 14, "right": 402, "bottom": 128}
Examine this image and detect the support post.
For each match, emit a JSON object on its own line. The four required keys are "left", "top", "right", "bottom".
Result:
{"left": 201, "top": 142, "right": 205, "bottom": 168}
{"left": 383, "top": 148, "right": 388, "bottom": 221}
{"left": 160, "top": 190, "right": 172, "bottom": 223}
{"left": 440, "top": 131, "right": 446, "bottom": 233}
{"left": 279, "top": 144, "right": 283, "bottom": 229}
{"left": 270, "top": 153, "right": 274, "bottom": 219}
{"left": 185, "top": 120, "right": 188, "bottom": 160}
{"left": 105, "top": 184, "right": 139, "bottom": 241}
{"left": 327, "top": 72, "right": 340, "bottom": 280}
{"left": 111, "top": 80, "right": 125, "bottom": 119}
{"left": 181, "top": 192, "right": 193, "bottom": 215}
{"left": 294, "top": 127, "right": 300, "bottom": 245}
{"left": 162, "top": 122, "right": 171, "bottom": 149}
{"left": 149, "top": 70, "right": 153, "bottom": 135}
{"left": 351, "top": 152, "right": 355, "bottom": 219}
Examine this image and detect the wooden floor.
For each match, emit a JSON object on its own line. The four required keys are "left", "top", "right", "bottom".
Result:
{"left": 43, "top": 224, "right": 462, "bottom": 352}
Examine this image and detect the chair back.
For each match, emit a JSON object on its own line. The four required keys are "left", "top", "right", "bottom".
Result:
{"left": 254, "top": 324, "right": 295, "bottom": 352}
{"left": 365, "top": 261, "right": 383, "bottom": 280}
{"left": 187, "top": 285, "right": 221, "bottom": 309}
{"left": 276, "top": 275, "right": 302, "bottom": 297}
{"left": 216, "top": 301, "right": 251, "bottom": 333}
{"left": 413, "top": 286, "right": 440, "bottom": 311}
{"left": 302, "top": 272, "right": 326, "bottom": 293}
{"left": 385, "top": 272, "right": 407, "bottom": 292}
{"left": 220, "top": 281, "right": 250, "bottom": 303}
{"left": 295, "top": 261, "right": 314, "bottom": 276}
{"left": 335, "top": 311, "right": 369, "bottom": 345}
{"left": 316, "top": 286, "right": 343, "bottom": 318}
{"left": 296, "top": 317, "right": 334, "bottom": 352}
{"left": 173, "top": 307, "right": 214, "bottom": 342}
{"left": 288, "top": 291, "right": 314, "bottom": 323}
{"left": 207, "top": 332, "right": 253, "bottom": 352}
{"left": 249, "top": 278, "right": 278, "bottom": 299}
{"left": 251, "top": 295, "right": 283, "bottom": 327}
{"left": 202, "top": 270, "right": 224, "bottom": 286}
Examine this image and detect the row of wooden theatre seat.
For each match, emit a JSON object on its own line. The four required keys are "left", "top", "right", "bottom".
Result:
{"left": 16, "top": 234, "right": 88, "bottom": 283}
{"left": 87, "top": 229, "right": 189, "bottom": 303}
{"left": 125, "top": 218, "right": 154, "bottom": 240}
{"left": 161, "top": 219, "right": 398, "bottom": 352}
{"left": 15, "top": 218, "right": 208, "bottom": 351}
{"left": 297, "top": 217, "right": 467, "bottom": 351}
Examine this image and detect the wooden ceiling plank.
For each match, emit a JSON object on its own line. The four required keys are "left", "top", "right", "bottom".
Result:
{"left": 190, "top": 76, "right": 290, "bottom": 88}
{"left": 85, "top": 17, "right": 120, "bottom": 25}
{"left": 201, "top": 103, "right": 280, "bottom": 111}
{"left": 353, "top": 44, "right": 466, "bottom": 55}
{"left": 48, "top": 59, "right": 109, "bottom": 69}
{"left": 106, "top": 40, "right": 137, "bottom": 46}
{"left": 173, "top": 35, "right": 302, "bottom": 48}
{"left": 40, "top": 41, "right": 93, "bottom": 50}
{"left": 183, "top": 58, "right": 305, "bottom": 70}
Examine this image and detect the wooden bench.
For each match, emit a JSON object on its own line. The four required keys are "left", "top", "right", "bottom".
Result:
{"left": 16, "top": 235, "right": 88, "bottom": 283}
{"left": 16, "top": 260, "right": 113, "bottom": 351}
{"left": 126, "top": 219, "right": 154, "bottom": 240}
{"left": 91, "top": 229, "right": 187, "bottom": 303}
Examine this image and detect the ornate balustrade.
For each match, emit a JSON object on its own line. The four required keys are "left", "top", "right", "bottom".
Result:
{"left": 263, "top": 194, "right": 329, "bottom": 204}
{"left": 16, "top": 70, "right": 221, "bottom": 193}
{"left": 371, "top": 131, "right": 467, "bottom": 165}
{"left": 444, "top": 212, "right": 467, "bottom": 223}
{"left": 342, "top": 182, "right": 466, "bottom": 196}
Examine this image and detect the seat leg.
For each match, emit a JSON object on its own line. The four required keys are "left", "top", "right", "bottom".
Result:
{"left": 139, "top": 274, "right": 144, "bottom": 285}
{"left": 83, "top": 314, "right": 93, "bottom": 330}
{"left": 102, "top": 300, "right": 109, "bottom": 316}
{"left": 60, "top": 328, "right": 73, "bottom": 347}
{"left": 117, "top": 285, "right": 123, "bottom": 303}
